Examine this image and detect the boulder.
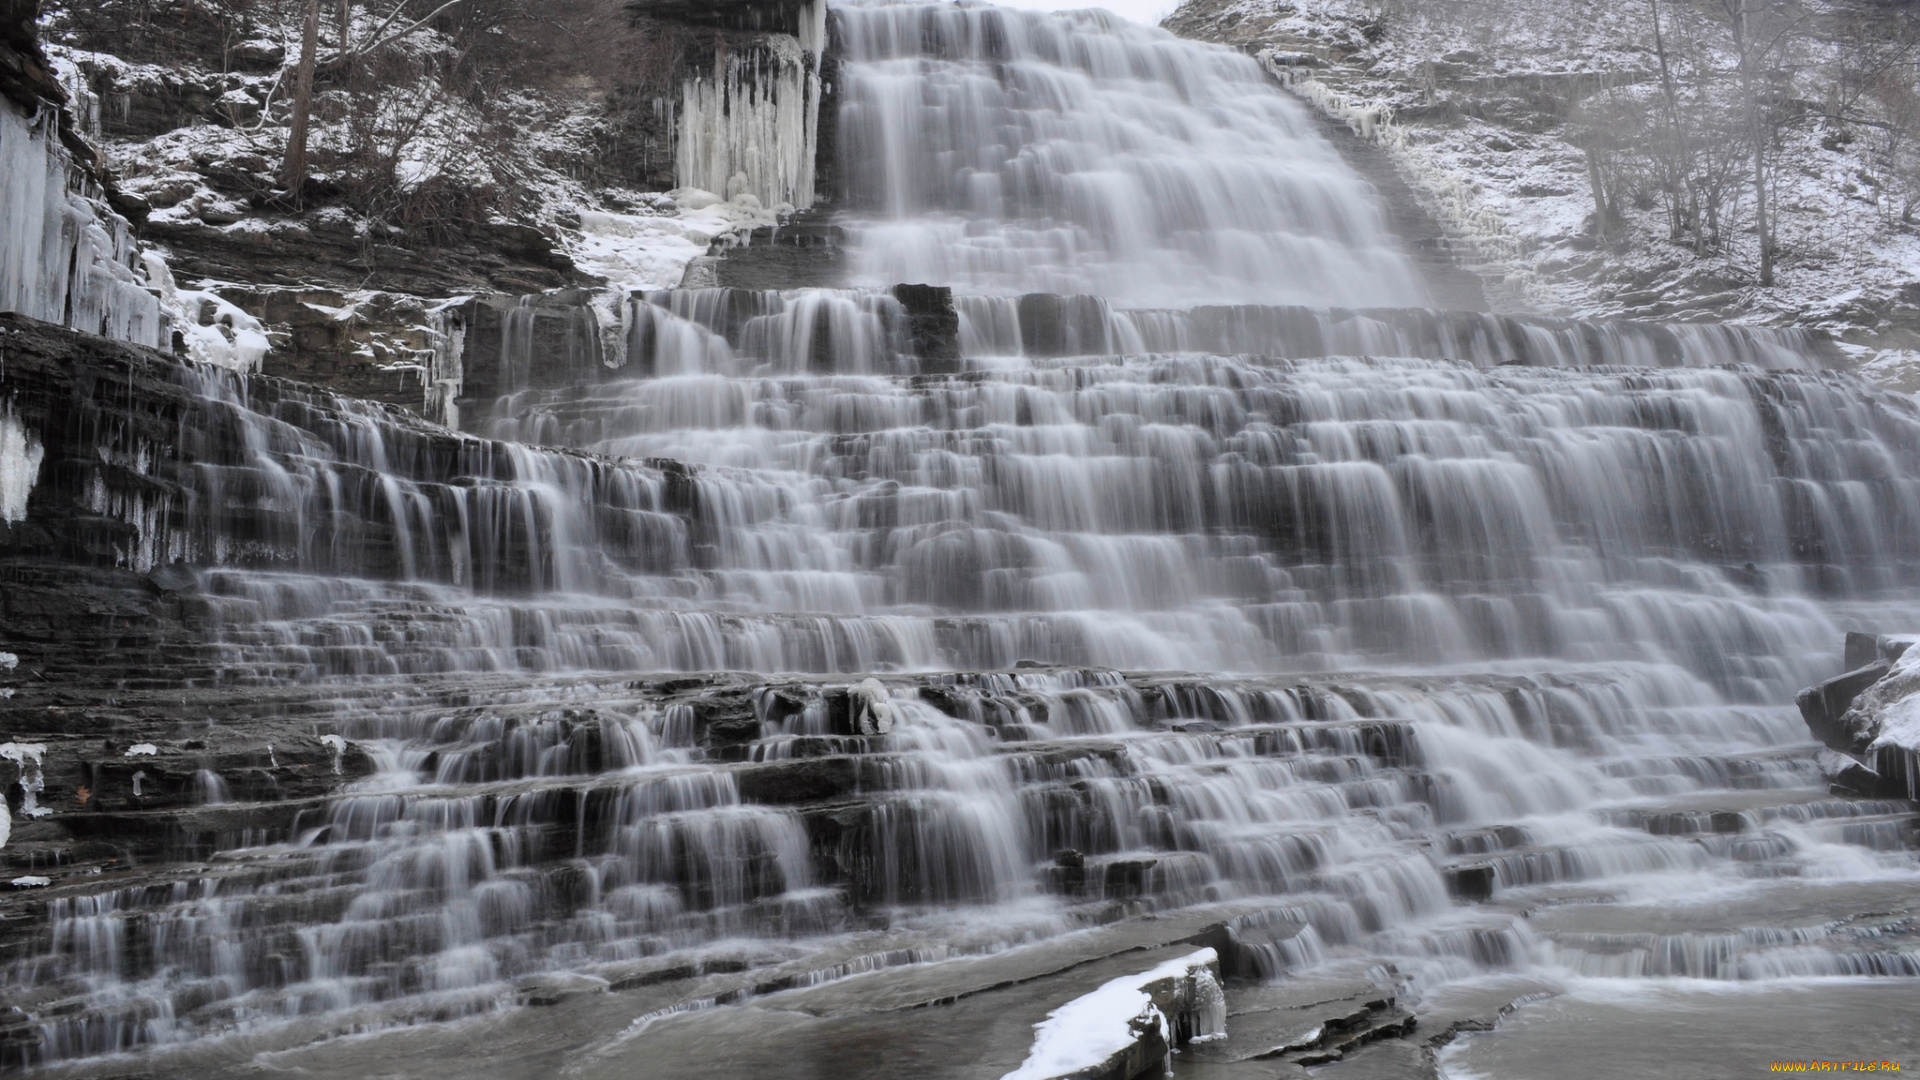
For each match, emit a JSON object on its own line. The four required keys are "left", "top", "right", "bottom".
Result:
{"left": 1796, "top": 661, "right": 1891, "bottom": 752}
{"left": 1804, "top": 634, "right": 1920, "bottom": 799}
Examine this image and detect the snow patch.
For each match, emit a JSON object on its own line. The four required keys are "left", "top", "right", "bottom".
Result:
{"left": 1001, "top": 948, "right": 1224, "bottom": 1080}
{"left": 141, "top": 252, "right": 271, "bottom": 372}
{"left": 125, "top": 743, "right": 158, "bottom": 757}
{"left": 1868, "top": 639, "right": 1920, "bottom": 753}
{"left": 9, "top": 876, "right": 49, "bottom": 888}
{"left": 567, "top": 190, "right": 780, "bottom": 293}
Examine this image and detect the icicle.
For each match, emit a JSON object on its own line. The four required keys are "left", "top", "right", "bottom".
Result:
{"left": 0, "top": 101, "right": 164, "bottom": 347}
{"left": 676, "top": 18, "right": 822, "bottom": 212}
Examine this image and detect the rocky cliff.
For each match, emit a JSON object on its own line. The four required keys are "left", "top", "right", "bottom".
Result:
{"left": 15, "top": 0, "right": 834, "bottom": 413}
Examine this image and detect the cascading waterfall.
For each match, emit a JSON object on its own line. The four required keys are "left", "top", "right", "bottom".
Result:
{"left": 832, "top": 1, "right": 1429, "bottom": 306}
{"left": 4, "top": 1, "right": 1919, "bottom": 1075}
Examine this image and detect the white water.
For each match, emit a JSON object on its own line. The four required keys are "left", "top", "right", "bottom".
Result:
{"left": 833, "top": 1, "right": 1429, "bottom": 306}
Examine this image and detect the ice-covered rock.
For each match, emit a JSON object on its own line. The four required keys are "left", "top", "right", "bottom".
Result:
{"left": 851, "top": 678, "right": 895, "bottom": 736}
{"left": 0, "top": 743, "right": 49, "bottom": 819}
{"left": 1, "top": 100, "right": 165, "bottom": 348}
{"left": 675, "top": 2, "right": 825, "bottom": 211}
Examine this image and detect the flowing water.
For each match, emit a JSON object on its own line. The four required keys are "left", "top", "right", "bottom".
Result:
{"left": 832, "top": 2, "right": 1430, "bottom": 306}
{"left": 4, "top": 2, "right": 1919, "bottom": 1077}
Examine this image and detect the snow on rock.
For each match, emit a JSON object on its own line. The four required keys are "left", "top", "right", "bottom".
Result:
{"left": 141, "top": 252, "right": 271, "bottom": 373}
{"left": 568, "top": 189, "right": 780, "bottom": 292}
{"left": 320, "top": 734, "right": 347, "bottom": 775}
{"left": 125, "top": 743, "right": 159, "bottom": 757}
{"left": 1001, "top": 948, "right": 1226, "bottom": 1080}
{"left": 0, "top": 406, "right": 44, "bottom": 524}
{"left": 1837, "top": 636, "right": 1920, "bottom": 797}
{"left": 851, "top": 678, "right": 895, "bottom": 736}
{"left": 9, "top": 876, "right": 51, "bottom": 888}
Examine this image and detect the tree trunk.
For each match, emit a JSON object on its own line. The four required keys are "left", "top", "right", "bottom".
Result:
{"left": 338, "top": 0, "right": 351, "bottom": 49}
{"left": 1752, "top": 129, "right": 1773, "bottom": 284}
{"left": 1585, "top": 147, "right": 1613, "bottom": 242}
{"left": 1738, "top": 0, "right": 1775, "bottom": 286}
{"left": 282, "top": 0, "right": 322, "bottom": 200}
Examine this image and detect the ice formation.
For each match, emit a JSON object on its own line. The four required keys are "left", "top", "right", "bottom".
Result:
{"left": 0, "top": 100, "right": 165, "bottom": 347}
{"left": 0, "top": 406, "right": 45, "bottom": 524}
{"left": 124, "top": 743, "right": 157, "bottom": 757}
{"left": 0, "top": 743, "right": 49, "bottom": 820}
{"left": 1001, "top": 949, "right": 1225, "bottom": 1080}
{"left": 675, "top": 0, "right": 826, "bottom": 211}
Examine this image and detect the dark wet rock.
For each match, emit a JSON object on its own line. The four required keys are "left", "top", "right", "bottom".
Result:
{"left": 516, "top": 973, "right": 609, "bottom": 1008}
{"left": 735, "top": 757, "right": 859, "bottom": 805}
{"left": 1846, "top": 631, "right": 1884, "bottom": 671}
{"left": 891, "top": 284, "right": 962, "bottom": 374}
{"left": 145, "top": 562, "right": 198, "bottom": 593}
{"left": 1444, "top": 864, "right": 1496, "bottom": 902}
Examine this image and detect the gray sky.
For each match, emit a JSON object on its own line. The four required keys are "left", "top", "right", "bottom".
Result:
{"left": 991, "top": 0, "right": 1182, "bottom": 26}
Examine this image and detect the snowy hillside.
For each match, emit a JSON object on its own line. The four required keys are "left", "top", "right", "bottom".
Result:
{"left": 1165, "top": 0, "right": 1920, "bottom": 391}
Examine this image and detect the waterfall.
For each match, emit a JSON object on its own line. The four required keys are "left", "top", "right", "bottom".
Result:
{"left": 832, "top": 1, "right": 1430, "bottom": 306}
{"left": 3, "top": 1, "right": 1919, "bottom": 1074}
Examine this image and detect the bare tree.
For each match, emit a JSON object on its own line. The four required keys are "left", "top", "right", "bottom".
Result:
{"left": 282, "top": 0, "right": 321, "bottom": 197}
